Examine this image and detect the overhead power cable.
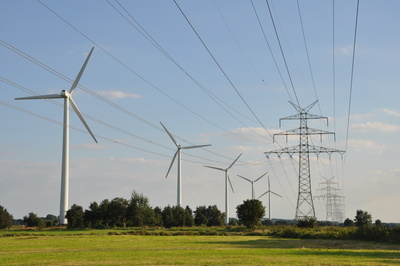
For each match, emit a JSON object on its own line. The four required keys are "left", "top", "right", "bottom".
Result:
{"left": 344, "top": 0, "right": 360, "bottom": 160}
{"left": 0, "top": 39, "right": 263, "bottom": 166}
{"left": 106, "top": 0, "right": 270, "bottom": 142}
{"left": 34, "top": 0, "right": 267, "bottom": 148}
{"left": 264, "top": 0, "right": 300, "bottom": 106}
{"left": 249, "top": 0, "right": 292, "bottom": 102}
{"left": 296, "top": 0, "right": 322, "bottom": 116}
{"left": 172, "top": 0, "right": 275, "bottom": 141}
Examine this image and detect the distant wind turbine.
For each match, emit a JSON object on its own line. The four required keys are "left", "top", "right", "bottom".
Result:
{"left": 237, "top": 172, "right": 267, "bottom": 199}
{"left": 160, "top": 122, "right": 211, "bottom": 207}
{"left": 204, "top": 153, "right": 242, "bottom": 224}
{"left": 15, "top": 47, "right": 97, "bottom": 225}
{"left": 258, "top": 176, "right": 282, "bottom": 221}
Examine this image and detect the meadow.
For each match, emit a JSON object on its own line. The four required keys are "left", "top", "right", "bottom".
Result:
{"left": 1, "top": 227, "right": 400, "bottom": 265}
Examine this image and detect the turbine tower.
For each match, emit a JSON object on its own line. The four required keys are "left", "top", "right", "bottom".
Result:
{"left": 258, "top": 176, "right": 282, "bottom": 221}
{"left": 15, "top": 47, "right": 97, "bottom": 225}
{"left": 204, "top": 153, "right": 242, "bottom": 224}
{"left": 237, "top": 172, "right": 267, "bottom": 199}
{"left": 265, "top": 101, "right": 345, "bottom": 220}
{"left": 160, "top": 122, "right": 211, "bottom": 207}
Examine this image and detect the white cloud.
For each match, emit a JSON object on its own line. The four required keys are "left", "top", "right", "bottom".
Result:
{"left": 99, "top": 91, "right": 141, "bottom": 99}
{"left": 352, "top": 122, "right": 399, "bottom": 133}
{"left": 347, "top": 139, "right": 387, "bottom": 154}
{"left": 382, "top": 108, "right": 400, "bottom": 117}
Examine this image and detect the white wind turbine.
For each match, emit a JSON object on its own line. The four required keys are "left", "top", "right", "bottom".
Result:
{"left": 258, "top": 176, "right": 282, "bottom": 221}
{"left": 237, "top": 172, "right": 267, "bottom": 200}
{"left": 204, "top": 153, "right": 242, "bottom": 224}
{"left": 15, "top": 47, "right": 97, "bottom": 225}
{"left": 160, "top": 122, "right": 211, "bottom": 207}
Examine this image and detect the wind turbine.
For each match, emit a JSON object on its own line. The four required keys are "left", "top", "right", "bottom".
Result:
{"left": 237, "top": 172, "right": 267, "bottom": 199}
{"left": 258, "top": 176, "right": 282, "bottom": 221}
{"left": 160, "top": 122, "right": 211, "bottom": 207}
{"left": 204, "top": 153, "right": 242, "bottom": 224}
{"left": 15, "top": 47, "right": 97, "bottom": 225}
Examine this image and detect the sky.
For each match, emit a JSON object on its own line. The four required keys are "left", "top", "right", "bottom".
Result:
{"left": 1, "top": 0, "right": 400, "bottom": 223}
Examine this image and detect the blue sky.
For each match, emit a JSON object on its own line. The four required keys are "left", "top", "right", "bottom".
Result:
{"left": 1, "top": 0, "right": 400, "bottom": 223}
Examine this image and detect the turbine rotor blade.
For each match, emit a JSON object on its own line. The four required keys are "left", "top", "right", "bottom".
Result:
{"left": 69, "top": 97, "right": 98, "bottom": 143}
{"left": 181, "top": 144, "right": 211, "bottom": 150}
{"left": 254, "top": 172, "right": 268, "bottom": 183}
{"left": 204, "top": 165, "right": 225, "bottom": 172}
{"left": 227, "top": 153, "right": 242, "bottom": 170}
{"left": 15, "top": 94, "right": 63, "bottom": 100}
{"left": 160, "top": 122, "right": 179, "bottom": 147}
{"left": 271, "top": 191, "right": 283, "bottom": 198}
{"left": 69, "top": 47, "right": 94, "bottom": 94}
{"left": 227, "top": 173, "right": 234, "bottom": 193}
{"left": 165, "top": 150, "right": 178, "bottom": 178}
{"left": 237, "top": 175, "right": 252, "bottom": 183}
{"left": 257, "top": 191, "right": 269, "bottom": 199}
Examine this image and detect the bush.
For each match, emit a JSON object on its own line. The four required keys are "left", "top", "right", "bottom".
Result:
{"left": 296, "top": 217, "right": 318, "bottom": 228}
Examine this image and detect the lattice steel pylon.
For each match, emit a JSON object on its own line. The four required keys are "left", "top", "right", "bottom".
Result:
{"left": 315, "top": 177, "right": 345, "bottom": 224}
{"left": 265, "top": 101, "right": 345, "bottom": 220}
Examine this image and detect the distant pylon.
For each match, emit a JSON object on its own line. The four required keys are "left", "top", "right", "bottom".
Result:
{"left": 315, "top": 177, "right": 345, "bottom": 223}
{"left": 265, "top": 101, "right": 345, "bottom": 220}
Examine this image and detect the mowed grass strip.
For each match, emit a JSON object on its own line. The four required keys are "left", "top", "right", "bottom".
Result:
{"left": 0, "top": 234, "right": 400, "bottom": 265}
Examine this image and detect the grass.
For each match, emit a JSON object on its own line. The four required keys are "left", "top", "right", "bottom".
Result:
{"left": 1, "top": 228, "right": 400, "bottom": 265}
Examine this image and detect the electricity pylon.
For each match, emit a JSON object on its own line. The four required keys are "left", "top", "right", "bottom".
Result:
{"left": 315, "top": 177, "right": 345, "bottom": 224}
{"left": 265, "top": 101, "right": 345, "bottom": 220}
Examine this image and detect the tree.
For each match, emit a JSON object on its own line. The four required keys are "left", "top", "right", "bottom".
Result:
{"left": 66, "top": 204, "right": 84, "bottom": 228}
{"left": 194, "top": 206, "right": 208, "bottom": 226}
{"left": 205, "top": 205, "right": 225, "bottom": 227}
{"left": 0, "top": 205, "right": 13, "bottom": 229}
{"left": 375, "top": 219, "right": 382, "bottom": 227}
{"left": 184, "top": 206, "right": 194, "bottom": 227}
{"left": 84, "top": 201, "right": 103, "bottom": 228}
{"left": 23, "top": 212, "right": 39, "bottom": 227}
{"left": 236, "top": 199, "right": 265, "bottom": 228}
{"left": 126, "top": 190, "right": 156, "bottom": 227}
{"left": 354, "top": 210, "right": 372, "bottom": 227}
{"left": 194, "top": 205, "right": 224, "bottom": 227}
{"left": 343, "top": 218, "right": 354, "bottom": 227}
{"left": 108, "top": 197, "right": 129, "bottom": 227}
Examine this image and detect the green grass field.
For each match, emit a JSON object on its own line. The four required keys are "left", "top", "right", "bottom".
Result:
{"left": 1, "top": 229, "right": 399, "bottom": 265}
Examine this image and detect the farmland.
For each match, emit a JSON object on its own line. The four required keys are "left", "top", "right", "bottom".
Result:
{"left": 1, "top": 227, "right": 399, "bottom": 265}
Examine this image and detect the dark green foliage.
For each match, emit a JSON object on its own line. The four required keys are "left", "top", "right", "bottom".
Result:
{"left": 108, "top": 197, "right": 129, "bottom": 227}
{"left": 0, "top": 205, "right": 13, "bottom": 229}
{"left": 236, "top": 199, "right": 265, "bottom": 228}
{"left": 354, "top": 210, "right": 372, "bottom": 227}
{"left": 126, "top": 191, "right": 156, "bottom": 227}
{"left": 153, "top": 207, "right": 163, "bottom": 227}
{"left": 262, "top": 219, "right": 273, "bottom": 226}
{"left": 84, "top": 202, "right": 103, "bottom": 228}
{"left": 23, "top": 212, "right": 39, "bottom": 227}
{"left": 375, "top": 219, "right": 382, "bottom": 227}
{"left": 44, "top": 214, "right": 58, "bottom": 226}
{"left": 194, "top": 206, "right": 208, "bottom": 226}
{"left": 160, "top": 205, "right": 193, "bottom": 228}
{"left": 297, "top": 217, "right": 318, "bottom": 228}
{"left": 184, "top": 206, "right": 194, "bottom": 227}
{"left": 343, "top": 218, "right": 354, "bottom": 227}
{"left": 161, "top": 205, "right": 175, "bottom": 228}
{"left": 66, "top": 204, "right": 84, "bottom": 228}
{"left": 194, "top": 205, "right": 224, "bottom": 227}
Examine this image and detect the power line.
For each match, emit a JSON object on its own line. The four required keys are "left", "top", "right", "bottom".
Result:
{"left": 173, "top": 0, "right": 274, "bottom": 140}
{"left": 264, "top": 0, "right": 300, "bottom": 106}
{"left": 34, "top": 0, "right": 266, "bottom": 149}
{"left": 105, "top": 0, "right": 270, "bottom": 142}
{"left": 249, "top": 0, "right": 292, "bottom": 102}
{"left": 344, "top": 0, "right": 360, "bottom": 160}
